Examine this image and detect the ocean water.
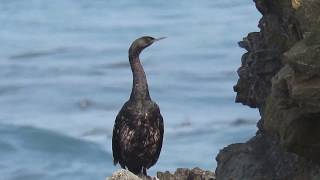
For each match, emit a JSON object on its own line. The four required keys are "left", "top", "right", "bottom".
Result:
{"left": 0, "top": 0, "right": 261, "bottom": 179}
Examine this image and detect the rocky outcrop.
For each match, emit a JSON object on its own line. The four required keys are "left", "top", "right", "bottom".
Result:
{"left": 108, "top": 168, "right": 215, "bottom": 180}
{"left": 157, "top": 167, "right": 215, "bottom": 180}
{"left": 216, "top": 134, "right": 320, "bottom": 180}
{"left": 216, "top": 0, "right": 320, "bottom": 179}
{"left": 234, "top": 0, "right": 302, "bottom": 109}
{"left": 107, "top": 169, "right": 142, "bottom": 180}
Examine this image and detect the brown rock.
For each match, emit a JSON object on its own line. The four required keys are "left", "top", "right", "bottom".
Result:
{"left": 157, "top": 167, "right": 215, "bottom": 180}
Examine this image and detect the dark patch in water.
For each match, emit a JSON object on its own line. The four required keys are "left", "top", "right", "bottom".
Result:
{"left": 0, "top": 85, "right": 23, "bottom": 96}
{"left": 78, "top": 99, "right": 92, "bottom": 110}
{"left": 92, "top": 62, "right": 129, "bottom": 71}
{"left": 98, "top": 60, "right": 152, "bottom": 70}
{"left": 76, "top": 98, "right": 117, "bottom": 111}
{"left": 105, "top": 62, "right": 130, "bottom": 69}
{"left": 173, "top": 119, "right": 192, "bottom": 128}
{"left": 81, "top": 127, "right": 108, "bottom": 137}
{"left": 9, "top": 48, "right": 68, "bottom": 60}
{"left": 230, "top": 118, "right": 257, "bottom": 126}
{"left": 0, "top": 140, "right": 16, "bottom": 153}
{"left": 10, "top": 171, "right": 45, "bottom": 180}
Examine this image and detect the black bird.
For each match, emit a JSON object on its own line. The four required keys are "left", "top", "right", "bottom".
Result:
{"left": 112, "top": 36, "right": 165, "bottom": 176}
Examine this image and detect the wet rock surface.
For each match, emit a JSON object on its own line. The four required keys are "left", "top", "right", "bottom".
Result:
{"left": 216, "top": 0, "right": 320, "bottom": 179}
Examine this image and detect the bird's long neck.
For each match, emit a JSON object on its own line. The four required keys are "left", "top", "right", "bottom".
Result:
{"left": 129, "top": 53, "right": 150, "bottom": 101}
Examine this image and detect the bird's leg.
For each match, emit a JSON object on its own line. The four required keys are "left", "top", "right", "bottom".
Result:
{"left": 138, "top": 167, "right": 148, "bottom": 177}
{"left": 138, "top": 168, "right": 145, "bottom": 178}
{"left": 138, "top": 168, "right": 150, "bottom": 180}
{"left": 143, "top": 167, "right": 147, "bottom": 176}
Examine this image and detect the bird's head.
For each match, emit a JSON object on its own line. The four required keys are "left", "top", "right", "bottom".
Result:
{"left": 129, "top": 36, "right": 166, "bottom": 59}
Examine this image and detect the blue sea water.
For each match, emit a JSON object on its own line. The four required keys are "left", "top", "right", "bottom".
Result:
{"left": 0, "top": 0, "right": 261, "bottom": 179}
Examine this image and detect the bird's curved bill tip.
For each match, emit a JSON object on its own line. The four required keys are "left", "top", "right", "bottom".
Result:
{"left": 155, "top": 37, "right": 167, "bottom": 41}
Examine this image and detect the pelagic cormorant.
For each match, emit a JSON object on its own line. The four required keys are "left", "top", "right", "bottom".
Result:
{"left": 112, "top": 36, "right": 165, "bottom": 176}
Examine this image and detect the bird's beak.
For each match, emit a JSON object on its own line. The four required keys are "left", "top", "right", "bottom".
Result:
{"left": 153, "top": 37, "right": 167, "bottom": 42}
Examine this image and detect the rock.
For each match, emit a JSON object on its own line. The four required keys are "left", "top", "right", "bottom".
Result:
{"left": 107, "top": 169, "right": 142, "bottom": 180}
{"left": 157, "top": 167, "right": 215, "bottom": 180}
{"left": 216, "top": 134, "right": 320, "bottom": 180}
{"left": 216, "top": 0, "right": 320, "bottom": 179}
{"left": 284, "top": 38, "right": 320, "bottom": 81}
{"left": 264, "top": 37, "right": 320, "bottom": 163}
{"left": 234, "top": 0, "right": 302, "bottom": 109}
{"left": 108, "top": 168, "right": 215, "bottom": 180}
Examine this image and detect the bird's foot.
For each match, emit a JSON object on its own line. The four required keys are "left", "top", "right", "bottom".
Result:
{"left": 139, "top": 174, "right": 152, "bottom": 180}
{"left": 152, "top": 176, "right": 159, "bottom": 180}
{"left": 138, "top": 173, "right": 159, "bottom": 180}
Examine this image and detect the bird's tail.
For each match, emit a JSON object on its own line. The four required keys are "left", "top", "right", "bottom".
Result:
{"left": 113, "top": 158, "right": 118, "bottom": 166}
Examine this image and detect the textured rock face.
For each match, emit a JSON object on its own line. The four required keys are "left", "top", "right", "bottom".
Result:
{"left": 234, "top": 0, "right": 302, "bottom": 109}
{"left": 216, "top": 0, "right": 320, "bottom": 179}
{"left": 260, "top": 0, "right": 320, "bottom": 163}
{"left": 216, "top": 134, "right": 320, "bottom": 180}
{"left": 109, "top": 168, "right": 215, "bottom": 180}
{"left": 157, "top": 167, "right": 215, "bottom": 180}
{"left": 107, "top": 169, "right": 142, "bottom": 180}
